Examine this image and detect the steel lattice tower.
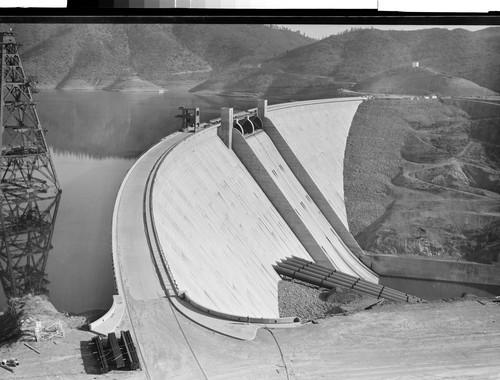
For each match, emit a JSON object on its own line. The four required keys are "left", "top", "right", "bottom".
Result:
{"left": 0, "top": 193, "right": 61, "bottom": 298}
{"left": 0, "top": 30, "right": 61, "bottom": 299}
{"left": 0, "top": 30, "right": 60, "bottom": 200}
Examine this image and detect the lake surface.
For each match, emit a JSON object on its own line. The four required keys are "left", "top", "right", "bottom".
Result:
{"left": 0, "top": 89, "right": 262, "bottom": 314}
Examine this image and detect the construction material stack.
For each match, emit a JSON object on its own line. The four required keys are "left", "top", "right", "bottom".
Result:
{"left": 275, "top": 256, "right": 424, "bottom": 303}
{"left": 90, "top": 330, "right": 141, "bottom": 374}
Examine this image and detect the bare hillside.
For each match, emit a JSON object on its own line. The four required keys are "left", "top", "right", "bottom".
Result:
{"left": 354, "top": 67, "right": 498, "bottom": 97}
{"left": 197, "top": 27, "right": 500, "bottom": 97}
{"left": 344, "top": 98, "right": 500, "bottom": 263}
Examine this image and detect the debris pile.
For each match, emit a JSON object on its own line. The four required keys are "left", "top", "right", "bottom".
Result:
{"left": 278, "top": 280, "right": 383, "bottom": 320}
{"left": 1, "top": 294, "right": 84, "bottom": 343}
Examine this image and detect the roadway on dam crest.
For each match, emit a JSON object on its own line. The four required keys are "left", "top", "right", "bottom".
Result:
{"left": 104, "top": 132, "right": 206, "bottom": 378}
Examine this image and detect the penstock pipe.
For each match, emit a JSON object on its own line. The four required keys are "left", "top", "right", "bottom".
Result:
{"left": 274, "top": 264, "right": 407, "bottom": 302}
{"left": 284, "top": 257, "right": 423, "bottom": 302}
{"left": 277, "top": 261, "right": 409, "bottom": 302}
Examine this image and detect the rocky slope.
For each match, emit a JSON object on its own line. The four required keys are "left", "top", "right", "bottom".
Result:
{"left": 344, "top": 98, "right": 500, "bottom": 263}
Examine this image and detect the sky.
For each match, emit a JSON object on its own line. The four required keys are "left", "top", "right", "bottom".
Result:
{"left": 280, "top": 24, "right": 495, "bottom": 40}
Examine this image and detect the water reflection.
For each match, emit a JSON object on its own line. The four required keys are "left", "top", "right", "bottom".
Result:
{"left": 2, "top": 89, "right": 266, "bottom": 314}
{"left": 46, "top": 151, "right": 133, "bottom": 314}
{"left": 38, "top": 90, "right": 260, "bottom": 158}
{"left": 0, "top": 191, "right": 61, "bottom": 301}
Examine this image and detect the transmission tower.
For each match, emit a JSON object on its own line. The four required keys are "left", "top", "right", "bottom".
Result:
{"left": 0, "top": 30, "right": 61, "bottom": 300}
{"left": 0, "top": 30, "right": 60, "bottom": 203}
{"left": 0, "top": 193, "right": 61, "bottom": 298}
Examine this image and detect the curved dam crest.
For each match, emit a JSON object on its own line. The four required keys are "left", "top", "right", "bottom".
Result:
{"left": 150, "top": 98, "right": 376, "bottom": 318}
{"left": 92, "top": 97, "right": 377, "bottom": 334}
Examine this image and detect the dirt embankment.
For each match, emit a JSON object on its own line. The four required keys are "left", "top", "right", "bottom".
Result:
{"left": 0, "top": 295, "right": 129, "bottom": 378}
{"left": 344, "top": 98, "right": 500, "bottom": 263}
{"left": 278, "top": 280, "right": 387, "bottom": 320}
{"left": 0, "top": 295, "right": 88, "bottom": 345}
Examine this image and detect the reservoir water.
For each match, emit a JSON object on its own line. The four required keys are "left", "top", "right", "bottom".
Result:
{"left": 0, "top": 89, "right": 261, "bottom": 314}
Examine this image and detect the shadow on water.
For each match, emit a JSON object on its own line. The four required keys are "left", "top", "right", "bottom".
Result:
{"left": 0, "top": 186, "right": 61, "bottom": 343}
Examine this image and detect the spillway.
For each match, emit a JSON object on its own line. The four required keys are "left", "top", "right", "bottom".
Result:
{"left": 233, "top": 129, "right": 377, "bottom": 282}
{"left": 263, "top": 98, "right": 370, "bottom": 262}
{"left": 265, "top": 98, "right": 363, "bottom": 230}
{"left": 152, "top": 127, "right": 312, "bottom": 318}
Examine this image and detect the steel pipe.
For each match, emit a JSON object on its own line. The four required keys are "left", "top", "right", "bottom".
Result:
{"left": 277, "top": 261, "right": 408, "bottom": 301}
{"left": 284, "top": 257, "right": 420, "bottom": 301}
{"left": 275, "top": 257, "right": 419, "bottom": 302}
{"left": 275, "top": 264, "right": 406, "bottom": 301}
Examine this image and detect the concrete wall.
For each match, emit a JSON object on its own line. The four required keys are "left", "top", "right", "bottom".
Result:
{"left": 232, "top": 129, "right": 377, "bottom": 282}
{"left": 152, "top": 127, "right": 312, "bottom": 318}
{"left": 264, "top": 98, "right": 368, "bottom": 260}
{"left": 365, "top": 254, "right": 500, "bottom": 286}
{"left": 370, "top": 253, "right": 500, "bottom": 299}
{"left": 266, "top": 98, "right": 364, "bottom": 231}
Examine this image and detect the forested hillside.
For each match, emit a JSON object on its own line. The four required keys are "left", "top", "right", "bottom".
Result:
{"left": 197, "top": 27, "right": 500, "bottom": 98}
{"left": 3, "top": 23, "right": 312, "bottom": 90}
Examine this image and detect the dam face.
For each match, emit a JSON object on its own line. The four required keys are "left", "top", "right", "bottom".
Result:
{"left": 152, "top": 127, "right": 312, "bottom": 318}
{"left": 265, "top": 98, "right": 364, "bottom": 229}
{"left": 147, "top": 98, "right": 376, "bottom": 319}
{"left": 232, "top": 129, "right": 377, "bottom": 282}
{"left": 98, "top": 96, "right": 500, "bottom": 360}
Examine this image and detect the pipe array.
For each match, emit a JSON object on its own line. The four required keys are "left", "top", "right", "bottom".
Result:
{"left": 274, "top": 256, "right": 424, "bottom": 303}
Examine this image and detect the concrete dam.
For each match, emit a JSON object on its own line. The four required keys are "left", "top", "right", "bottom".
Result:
{"left": 85, "top": 96, "right": 500, "bottom": 379}
{"left": 151, "top": 97, "right": 377, "bottom": 319}
{"left": 82, "top": 96, "right": 500, "bottom": 379}
{"left": 90, "top": 97, "right": 382, "bottom": 335}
